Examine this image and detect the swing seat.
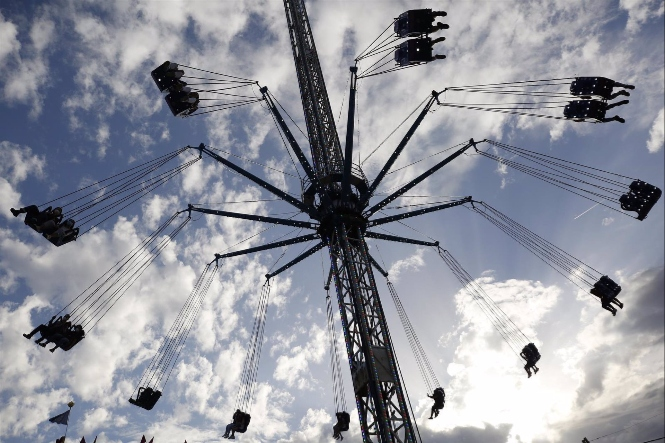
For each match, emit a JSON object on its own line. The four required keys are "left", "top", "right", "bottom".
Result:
{"left": 594, "top": 276, "right": 621, "bottom": 298}
{"left": 45, "top": 227, "right": 79, "bottom": 247}
{"left": 151, "top": 61, "right": 187, "bottom": 93}
{"left": 165, "top": 92, "right": 199, "bottom": 117}
{"left": 395, "top": 38, "right": 434, "bottom": 66}
{"left": 129, "top": 387, "right": 162, "bottom": 410}
{"left": 570, "top": 77, "right": 615, "bottom": 100}
{"left": 233, "top": 412, "right": 251, "bottom": 433}
{"left": 334, "top": 411, "right": 350, "bottom": 432}
{"left": 394, "top": 10, "right": 433, "bottom": 37}
{"left": 58, "top": 326, "right": 85, "bottom": 351}
{"left": 563, "top": 100, "right": 607, "bottom": 121}
{"left": 622, "top": 180, "right": 662, "bottom": 220}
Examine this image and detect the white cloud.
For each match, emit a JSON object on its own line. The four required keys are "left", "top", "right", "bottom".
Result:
{"left": 273, "top": 324, "right": 327, "bottom": 389}
{"left": 646, "top": 108, "right": 664, "bottom": 153}
{"left": 0, "top": 141, "right": 46, "bottom": 185}
{"left": 140, "top": 194, "right": 180, "bottom": 230}
{"left": 0, "top": 13, "right": 20, "bottom": 65}
{"left": 276, "top": 408, "right": 332, "bottom": 443}
{"left": 1, "top": 16, "right": 55, "bottom": 117}
{"left": 388, "top": 249, "right": 425, "bottom": 283}
{"left": 602, "top": 217, "right": 615, "bottom": 226}
{"left": 620, "top": 0, "right": 665, "bottom": 33}
{"left": 130, "top": 131, "right": 156, "bottom": 149}
{"left": 96, "top": 123, "right": 110, "bottom": 158}
{"left": 0, "top": 141, "right": 46, "bottom": 220}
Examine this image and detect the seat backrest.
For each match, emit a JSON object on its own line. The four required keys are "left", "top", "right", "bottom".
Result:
{"left": 236, "top": 414, "right": 251, "bottom": 433}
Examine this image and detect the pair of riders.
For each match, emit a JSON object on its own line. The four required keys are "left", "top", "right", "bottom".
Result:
{"left": 619, "top": 180, "right": 662, "bottom": 221}
{"left": 332, "top": 411, "right": 350, "bottom": 440}
{"left": 427, "top": 387, "right": 445, "bottom": 419}
{"left": 12, "top": 205, "right": 62, "bottom": 232}
{"left": 23, "top": 314, "right": 83, "bottom": 352}
{"left": 520, "top": 343, "right": 541, "bottom": 378}
{"left": 223, "top": 409, "right": 250, "bottom": 439}
{"left": 590, "top": 276, "right": 623, "bottom": 316}
{"left": 11, "top": 205, "right": 78, "bottom": 245}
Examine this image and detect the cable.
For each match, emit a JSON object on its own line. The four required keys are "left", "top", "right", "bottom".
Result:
{"left": 235, "top": 280, "right": 271, "bottom": 413}
{"left": 38, "top": 147, "right": 190, "bottom": 208}
{"left": 267, "top": 100, "right": 303, "bottom": 181}
{"left": 270, "top": 92, "right": 309, "bottom": 141}
{"left": 178, "top": 64, "right": 256, "bottom": 82}
{"left": 589, "top": 411, "right": 665, "bottom": 442}
{"left": 355, "top": 20, "right": 396, "bottom": 61}
{"left": 206, "top": 144, "right": 299, "bottom": 178}
{"left": 469, "top": 201, "right": 602, "bottom": 289}
{"left": 436, "top": 247, "right": 532, "bottom": 358}
{"left": 62, "top": 212, "right": 190, "bottom": 334}
{"left": 362, "top": 95, "right": 430, "bottom": 165}
{"left": 386, "top": 140, "right": 467, "bottom": 176}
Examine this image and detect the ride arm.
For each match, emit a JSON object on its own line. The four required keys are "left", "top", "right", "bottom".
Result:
{"left": 368, "top": 197, "right": 471, "bottom": 227}
{"left": 215, "top": 233, "right": 320, "bottom": 259}
{"left": 260, "top": 87, "right": 318, "bottom": 185}
{"left": 365, "top": 139, "right": 478, "bottom": 217}
{"left": 364, "top": 231, "right": 439, "bottom": 247}
{"left": 367, "top": 253, "right": 389, "bottom": 278}
{"left": 362, "top": 92, "right": 440, "bottom": 205}
{"left": 342, "top": 66, "right": 358, "bottom": 201}
{"left": 189, "top": 205, "right": 316, "bottom": 229}
{"left": 197, "top": 144, "right": 314, "bottom": 215}
{"left": 325, "top": 266, "right": 334, "bottom": 289}
{"left": 266, "top": 242, "right": 326, "bottom": 278}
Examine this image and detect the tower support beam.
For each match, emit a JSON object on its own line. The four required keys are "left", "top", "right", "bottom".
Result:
{"left": 326, "top": 222, "right": 416, "bottom": 443}
{"left": 283, "top": 0, "right": 344, "bottom": 178}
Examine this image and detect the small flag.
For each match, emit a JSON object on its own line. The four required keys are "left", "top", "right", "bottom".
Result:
{"left": 140, "top": 436, "right": 147, "bottom": 443}
{"left": 49, "top": 410, "right": 71, "bottom": 425}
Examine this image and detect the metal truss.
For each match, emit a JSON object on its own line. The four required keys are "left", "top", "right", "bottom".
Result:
{"left": 327, "top": 222, "right": 416, "bottom": 443}
{"left": 283, "top": 0, "right": 344, "bottom": 178}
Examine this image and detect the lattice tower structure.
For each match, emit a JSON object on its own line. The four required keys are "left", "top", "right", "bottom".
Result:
{"left": 283, "top": 1, "right": 417, "bottom": 441}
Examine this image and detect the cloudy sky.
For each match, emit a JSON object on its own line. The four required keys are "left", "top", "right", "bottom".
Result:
{"left": 0, "top": 1, "right": 663, "bottom": 442}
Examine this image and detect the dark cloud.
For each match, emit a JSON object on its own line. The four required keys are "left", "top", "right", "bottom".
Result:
{"left": 417, "top": 422, "right": 512, "bottom": 443}
{"left": 567, "top": 267, "right": 665, "bottom": 441}
{"left": 619, "top": 266, "right": 665, "bottom": 338}
{"left": 341, "top": 27, "right": 357, "bottom": 62}
{"left": 575, "top": 346, "right": 610, "bottom": 408}
{"left": 557, "top": 379, "right": 664, "bottom": 443}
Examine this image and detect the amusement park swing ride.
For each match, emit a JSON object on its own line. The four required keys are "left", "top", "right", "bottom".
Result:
{"left": 13, "top": 2, "right": 661, "bottom": 443}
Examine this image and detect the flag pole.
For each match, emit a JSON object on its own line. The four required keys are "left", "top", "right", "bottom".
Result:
{"left": 64, "top": 401, "right": 75, "bottom": 442}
